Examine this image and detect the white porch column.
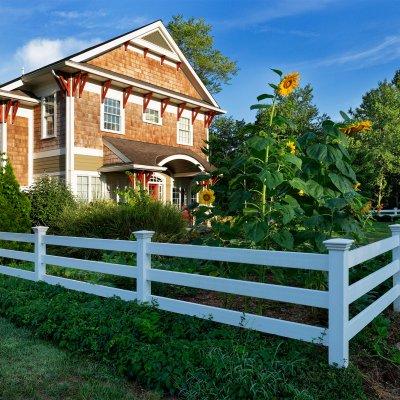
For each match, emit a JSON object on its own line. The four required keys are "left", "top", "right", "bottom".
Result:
{"left": 65, "top": 81, "right": 75, "bottom": 192}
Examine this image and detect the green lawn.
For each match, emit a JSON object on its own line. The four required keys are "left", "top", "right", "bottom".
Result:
{"left": 0, "top": 317, "right": 162, "bottom": 400}
{"left": 365, "top": 220, "right": 392, "bottom": 243}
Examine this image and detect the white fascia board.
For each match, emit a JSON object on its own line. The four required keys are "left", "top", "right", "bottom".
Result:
{"left": 99, "top": 163, "right": 167, "bottom": 173}
{"left": 65, "top": 60, "right": 226, "bottom": 114}
{"left": 71, "top": 21, "right": 164, "bottom": 63}
{"left": 0, "top": 79, "right": 24, "bottom": 91}
{"left": 0, "top": 90, "right": 39, "bottom": 104}
{"left": 75, "top": 147, "right": 103, "bottom": 157}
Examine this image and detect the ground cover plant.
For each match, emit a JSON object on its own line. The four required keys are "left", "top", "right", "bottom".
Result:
{"left": 1, "top": 274, "right": 397, "bottom": 400}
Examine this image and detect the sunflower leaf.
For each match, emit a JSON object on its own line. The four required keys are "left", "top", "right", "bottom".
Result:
{"left": 257, "top": 93, "right": 274, "bottom": 101}
{"left": 271, "top": 68, "right": 283, "bottom": 76}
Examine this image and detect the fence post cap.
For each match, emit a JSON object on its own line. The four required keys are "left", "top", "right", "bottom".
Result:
{"left": 323, "top": 238, "right": 354, "bottom": 251}
{"left": 134, "top": 230, "right": 155, "bottom": 240}
{"left": 389, "top": 224, "right": 400, "bottom": 234}
{"left": 32, "top": 226, "right": 49, "bottom": 233}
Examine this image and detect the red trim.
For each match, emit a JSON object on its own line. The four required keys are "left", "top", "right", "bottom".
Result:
{"left": 72, "top": 73, "right": 81, "bottom": 97}
{"left": 176, "top": 61, "right": 182, "bottom": 71}
{"left": 101, "top": 80, "right": 112, "bottom": 103}
{"left": 11, "top": 101, "right": 19, "bottom": 125}
{"left": 177, "top": 102, "right": 186, "bottom": 120}
{"left": 191, "top": 107, "right": 200, "bottom": 124}
{"left": 124, "top": 41, "right": 130, "bottom": 51}
{"left": 160, "top": 55, "right": 166, "bottom": 65}
{"left": 204, "top": 111, "right": 216, "bottom": 128}
{"left": 4, "top": 100, "right": 12, "bottom": 123}
{"left": 0, "top": 104, "right": 3, "bottom": 124}
{"left": 143, "top": 48, "right": 149, "bottom": 58}
{"left": 123, "top": 86, "right": 133, "bottom": 108}
{"left": 53, "top": 72, "right": 69, "bottom": 95}
{"left": 160, "top": 98, "right": 169, "bottom": 117}
{"left": 143, "top": 92, "right": 152, "bottom": 112}
{"left": 79, "top": 73, "right": 88, "bottom": 97}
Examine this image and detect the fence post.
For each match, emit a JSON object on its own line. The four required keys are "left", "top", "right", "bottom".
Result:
{"left": 323, "top": 238, "right": 354, "bottom": 368}
{"left": 389, "top": 224, "right": 400, "bottom": 312}
{"left": 33, "top": 226, "right": 48, "bottom": 281}
{"left": 134, "top": 230, "right": 154, "bottom": 303}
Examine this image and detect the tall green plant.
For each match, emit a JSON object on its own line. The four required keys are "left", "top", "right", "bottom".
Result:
{"left": 196, "top": 70, "right": 370, "bottom": 251}
{"left": 0, "top": 155, "right": 31, "bottom": 232}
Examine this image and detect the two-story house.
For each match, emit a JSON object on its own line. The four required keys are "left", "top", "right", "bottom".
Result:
{"left": 0, "top": 20, "right": 225, "bottom": 206}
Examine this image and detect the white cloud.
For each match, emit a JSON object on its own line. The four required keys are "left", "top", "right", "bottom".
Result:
{"left": 15, "top": 37, "right": 99, "bottom": 72}
{"left": 316, "top": 35, "right": 400, "bottom": 67}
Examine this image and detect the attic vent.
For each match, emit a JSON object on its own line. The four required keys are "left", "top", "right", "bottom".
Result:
{"left": 141, "top": 31, "right": 173, "bottom": 51}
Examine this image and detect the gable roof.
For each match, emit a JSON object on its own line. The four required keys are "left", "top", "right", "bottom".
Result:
{"left": 0, "top": 20, "right": 221, "bottom": 109}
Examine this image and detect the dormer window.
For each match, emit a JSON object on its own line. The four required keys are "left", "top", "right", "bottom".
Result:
{"left": 143, "top": 108, "right": 161, "bottom": 125}
{"left": 41, "top": 94, "right": 57, "bottom": 139}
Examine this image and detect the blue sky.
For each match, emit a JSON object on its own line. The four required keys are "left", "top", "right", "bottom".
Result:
{"left": 0, "top": 0, "right": 399, "bottom": 121}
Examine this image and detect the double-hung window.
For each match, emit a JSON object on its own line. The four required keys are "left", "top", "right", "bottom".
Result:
{"left": 177, "top": 117, "right": 193, "bottom": 145}
{"left": 143, "top": 108, "right": 161, "bottom": 125}
{"left": 103, "top": 98, "right": 121, "bottom": 133}
{"left": 41, "top": 93, "right": 57, "bottom": 138}
{"left": 77, "top": 176, "right": 90, "bottom": 202}
{"left": 77, "top": 175, "right": 104, "bottom": 202}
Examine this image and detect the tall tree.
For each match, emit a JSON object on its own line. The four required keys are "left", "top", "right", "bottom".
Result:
{"left": 349, "top": 71, "right": 400, "bottom": 206}
{"left": 255, "top": 84, "right": 322, "bottom": 137}
{"left": 167, "top": 15, "right": 238, "bottom": 94}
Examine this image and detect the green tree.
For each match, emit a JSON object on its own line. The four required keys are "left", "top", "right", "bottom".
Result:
{"left": 350, "top": 71, "right": 400, "bottom": 206}
{"left": 255, "top": 84, "right": 322, "bottom": 137}
{"left": 0, "top": 155, "right": 31, "bottom": 232}
{"left": 167, "top": 15, "right": 238, "bottom": 94}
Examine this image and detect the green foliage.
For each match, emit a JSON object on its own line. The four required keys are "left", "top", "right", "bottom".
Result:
{"left": 255, "top": 84, "right": 323, "bottom": 138}
{"left": 0, "top": 155, "right": 31, "bottom": 233}
{"left": 195, "top": 71, "right": 369, "bottom": 251}
{"left": 0, "top": 276, "right": 370, "bottom": 399}
{"left": 349, "top": 70, "right": 400, "bottom": 206}
{"left": 167, "top": 15, "right": 238, "bottom": 94}
{"left": 52, "top": 199, "right": 187, "bottom": 242}
{"left": 26, "top": 176, "right": 76, "bottom": 227}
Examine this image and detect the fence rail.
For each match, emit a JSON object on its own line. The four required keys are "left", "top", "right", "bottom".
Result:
{"left": 0, "top": 225, "right": 399, "bottom": 368}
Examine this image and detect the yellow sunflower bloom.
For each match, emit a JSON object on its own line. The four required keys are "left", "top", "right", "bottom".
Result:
{"left": 340, "top": 120, "right": 372, "bottom": 135}
{"left": 298, "top": 189, "right": 305, "bottom": 196}
{"left": 353, "top": 182, "right": 361, "bottom": 191}
{"left": 286, "top": 140, "right": 296, "bottom": 154}
{"left": 277, "top": 72, "right": 300, "bottom": 97}
{"left": 198, "top": 188, "right": 215, "bottom": 205}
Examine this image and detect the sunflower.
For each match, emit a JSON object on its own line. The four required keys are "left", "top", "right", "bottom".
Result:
{"left": 286, "top": 140, "right": 296, "bottom": 154}
{"left": 277, "top": 72, "right": 300, "bottom": 97}
{"left": 340, "top": 120, "right": 372, "bottom": 135}
{"left": 198, "top": 188, "right": 215, "bottom": 205}
{"left": 298, "top": 189, "right": 305, "bottom": 196}
{"left": 353, "top": 182, "right": 361, "bottom": 191}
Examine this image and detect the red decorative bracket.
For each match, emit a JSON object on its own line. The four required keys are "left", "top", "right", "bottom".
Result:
{"left": 143, "top": 92, "right": 152, "bottom": 112}
{"left": 124, "top": 41, "right": 130, "bottom": 51}
{"left": 204, "top": 111, "right": 216, "bottom": 128}
{"left": 176, "top": 62, "right": 182, "bottom": 71}
{"left": 0, "top": 104, "right": 3, "bottom": 124}
{"left": 79, "top": 73, "right": 88, "bottom": 97}
{"left": 177, "top": 102, "right": 186, "bottom": 120}
{"left": 123, "top": 86, "right": 133, "bottom": 108}
{"left": 72, "top": 72, "right": 89, "bottom": 98}
{"left": 191, "top": 107, "right": 201, "bottom": 124}
{"left": 143, "top": 48, "right": 149, "bottom": 58}
{"left": 160, "top": 55, "right": 166, "bottom": 65}
{"left": 4, "top": 100, "right": 12, "bottom": 122}
{"left": 101, "top": 80, "right": 112, "bottom": 103}
{"left": 161, "top": 98, "right": 169, "bottom": 117}
{"left": 11, "top": 101, "right": 19, "bottom": 125}
{"left": 53, "top": 72, "right": 71, "bottom": 96}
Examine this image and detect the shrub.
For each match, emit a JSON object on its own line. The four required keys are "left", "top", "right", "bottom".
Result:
{"left": 0, "top": 155, "right": 30, "bottom": 232}
{"left": 0, "top": 276, "right": 368, "bottom": 399}
{"left": 26, "top": 176, "right": 76, "bottom": 227}
{"left": 52, "top": 199, "right": 187, "bottom": 242}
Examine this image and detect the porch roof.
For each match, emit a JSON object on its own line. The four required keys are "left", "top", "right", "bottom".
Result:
{"left": 102, "top": 137, "right": 213, "bottom": 174}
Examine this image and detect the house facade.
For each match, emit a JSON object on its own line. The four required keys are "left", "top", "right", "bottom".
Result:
{"left": 0, "top": 20, "right": 224, "bottom": 205}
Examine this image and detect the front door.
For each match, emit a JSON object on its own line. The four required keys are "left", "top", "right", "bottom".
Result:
{"left": 148, "top": 183, "right": 159, "bottom": 200}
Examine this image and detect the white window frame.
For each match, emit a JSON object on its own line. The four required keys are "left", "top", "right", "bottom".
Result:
{"left": 148, "top": 172, "right": 166, "bottom": 202}
{"left": 100, "top": 95, "right": 124, "bottom": 134}
{"left": 143, "top": 107, "right": 162, "bottom": 126}
{"left": 41, "top": 93, "right": 57, "bottom": 139}
{"left": 176, "top": 116, "right": 193, "bottom": 146}
{"left": 75, "top": 171, "right": 106, "bottom": 202}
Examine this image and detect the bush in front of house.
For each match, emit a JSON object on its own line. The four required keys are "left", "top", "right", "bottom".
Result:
{"left": 0, "top": 275, "right": 368, "bottom": 400}
{"left": 52, "top": 199, "right": 187, "bottom": 242}
{"left": 26, "top": 176, "right": 76, "bottom": 227}
{"left": 0, "top": 155, "right": 31, "bottom": 233}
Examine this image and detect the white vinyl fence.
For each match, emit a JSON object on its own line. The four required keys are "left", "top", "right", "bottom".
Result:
{"left": 0, "top": 225, "right": 399, "bottom": 368}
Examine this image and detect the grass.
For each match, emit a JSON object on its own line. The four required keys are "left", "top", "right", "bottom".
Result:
{"left": 0, "top": 317, "right": 163, "bottom": 400}
{"left": 365, "top": 220, "right": 392, "bottom": 243}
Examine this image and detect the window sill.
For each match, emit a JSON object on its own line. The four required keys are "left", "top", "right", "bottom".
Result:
{"left": 41, "top": 135, "right": 57, "bottom": 140}
{"left": 177, "top": 141, "right": 194, "bottom": 147}
{"left": 143, "top": 119, "right": 163, "bottom": 126}
{"left": 101, "top": 128, "right": 124, "bottom": 135}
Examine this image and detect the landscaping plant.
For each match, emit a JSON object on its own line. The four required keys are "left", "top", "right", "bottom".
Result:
{"left": 196, "top": 70, "right": 372, "bottom": 251}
